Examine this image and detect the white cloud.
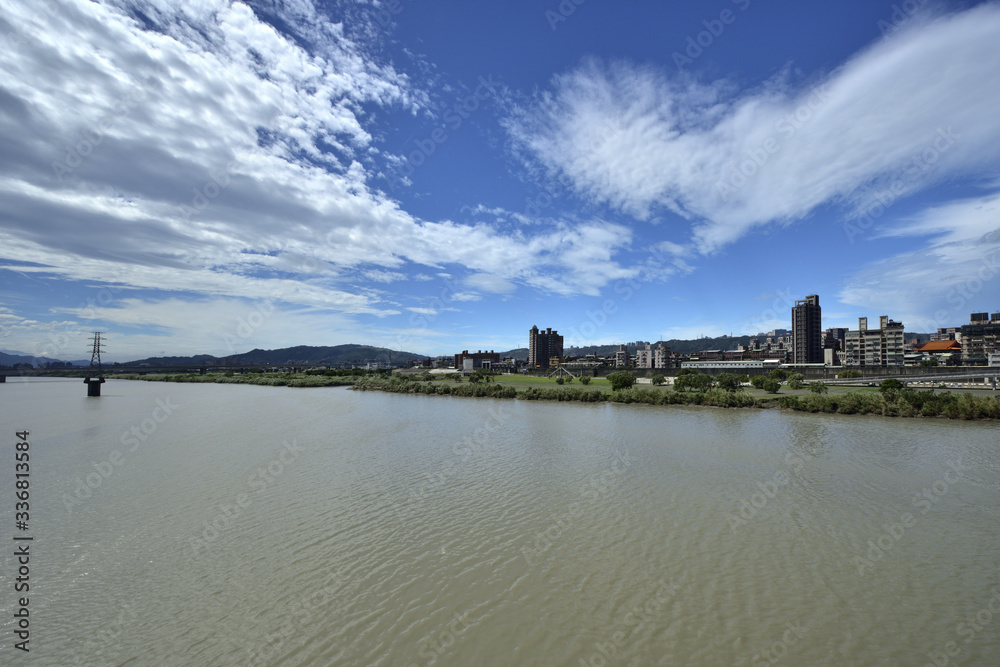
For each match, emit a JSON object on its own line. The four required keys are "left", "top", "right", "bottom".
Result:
{"left": 48, "top": 298, "right": 357, "bottom": 360}
{"left": 839, "top": 192, "right": 1000, "bottom": 332}
{"left": 464, "top": 272, "right": 516, "bottom": 294}
{"left": 363, "top": 269, "right": 407, "bottom": 283}
{"left": 505, "top": 4, "right": 1000, "bottom": 253}
{"left": 0, "top": 0, "right": 638, "bottom": 341}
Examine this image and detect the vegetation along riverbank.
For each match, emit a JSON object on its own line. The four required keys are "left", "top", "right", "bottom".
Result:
{"left": 351, "top": 371, "right": 1000, "bottom": 420}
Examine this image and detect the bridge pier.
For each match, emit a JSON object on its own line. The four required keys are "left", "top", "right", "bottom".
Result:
{"left": 85, "top": 377, "right": 105, "bottom": 397}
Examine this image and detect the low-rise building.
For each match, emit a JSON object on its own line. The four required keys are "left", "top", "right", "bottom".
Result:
{"left": 914, "top": 340, "right": 962, "bottom": 366}
{"left": 680, "top": 359, "right": 782, "bottom": 373}
{"left": 454, "top": 349, "right": 500, "bottom": 371}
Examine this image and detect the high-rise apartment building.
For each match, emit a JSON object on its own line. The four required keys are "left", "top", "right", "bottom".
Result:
{"left": 843, "top": 316, "right": 905, "bottom": 366}
{"left": 960, "top": 312, "right": 1000, "bottom": 365}
{"left": 654, "top": 343, "right": 674, "bottom": 369}
{"left": 528, "top": 326, "right": 564, "bottom": 369}
{"left": 634, "top": 343, "right": 652, "bottom": 369}
{"left": 792, "top": 294, "right": 822, "bottom": 364}
{"left": 635, "top": 342, "right": 675, "bottom": 369}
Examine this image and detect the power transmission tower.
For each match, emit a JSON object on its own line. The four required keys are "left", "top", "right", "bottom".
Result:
{"left": 85, "top": 332, "right": 107, "bottom": 396}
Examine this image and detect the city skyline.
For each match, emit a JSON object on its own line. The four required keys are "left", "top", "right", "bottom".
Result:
{"left": 2, "top": 1, "right": 1000, "bottom": 361}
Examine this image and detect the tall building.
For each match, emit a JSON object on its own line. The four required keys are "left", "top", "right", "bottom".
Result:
{"left": 654, "top": 343, "right": 674, "bottom": 369}
{"left": 635, "top": 343, "right": 653, "bottom": 369}
{"left": 843, "top": 316, "right": 905, "bottom": 366}
{"left": 614, "top": 344, "right": 630, "bottom": 368}
{"left": 633, "top": 342, "right": 674, "bottom": 369}
{"left": 528, "top": 326, "right": 563, "bottom": 369}
{"left": 792, "top": 295, "right": 822, "bottom": 364}
{"left": 960, "top": 312, "right": 1000, "bottom": 365}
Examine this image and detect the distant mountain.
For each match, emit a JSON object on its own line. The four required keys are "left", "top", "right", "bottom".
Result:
{"left": 0, "top": 351, "right": 81, "bottom": 368}
{"left": 123, "top": 344, "right": 428, "bottom": 367}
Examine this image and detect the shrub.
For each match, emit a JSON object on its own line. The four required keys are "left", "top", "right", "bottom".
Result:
{"left": 838, "top": 369, "right": 862, "bottom": 379}
{"left": 809, "top": 382, "right": 829, "bottom": 395}
{"left": 716, "top": 373, "right": 743, "bottom": 393}
{"left": 690, "top": 373, "right": 714, "bottom": 392}
{"left": 880, "top": 378, "right": 904, "bottom": 399}
{"left": 607, "top": 371, "right": 636, "bottom": 391}
{"left": 555, "top": 377, "right": 565, "bottom": 385}
{"left": 749, "top": 375, "right": 767, "bottom": 389}
{"left": 762, "top": 379, "right": 781, "bottom": 394}
{"left": 651, "top": 374, "right": 665, "bottom": 386}
{"left": 580, "top": 376, "right": 591, "bottom": 385}
{"left": 769, "top": 369, "right": 790, "bottom": 381}
{"left": 788, "top": 379, "right": 804, "bottom": 390}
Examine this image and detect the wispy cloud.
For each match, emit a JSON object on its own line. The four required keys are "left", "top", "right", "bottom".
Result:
{"left": 505, "top": 4, "right": 1000, "bottom": 253}
{"left": 839, "top": 191, "right": 1000, "bottom": 331}
{"left": 0, "top": 0, "right": 638, "bottom": 333}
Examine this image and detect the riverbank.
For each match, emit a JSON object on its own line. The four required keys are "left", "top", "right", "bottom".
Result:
{"left": 351, "top": 376, "right": 1000, "bottom": 420}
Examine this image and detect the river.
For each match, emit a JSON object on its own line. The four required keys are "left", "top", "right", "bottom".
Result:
{"left": 0, "top": 378, "right": 998, "bottom": 665}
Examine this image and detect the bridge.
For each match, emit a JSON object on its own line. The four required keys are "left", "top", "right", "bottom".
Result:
{"left": 0, "top": 363, "right": 310, "bottom": 378}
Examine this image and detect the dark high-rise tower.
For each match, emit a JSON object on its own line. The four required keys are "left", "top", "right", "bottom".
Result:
{"left": 792, "top": 295, "right": 822, "bottom": 364}
{"left": 528, "top": 325, "right": 563, "bottom": 369}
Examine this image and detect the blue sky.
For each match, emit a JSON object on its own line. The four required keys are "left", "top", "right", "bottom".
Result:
{"left": 1, "top": 0, "right": 999, "bottom": 361}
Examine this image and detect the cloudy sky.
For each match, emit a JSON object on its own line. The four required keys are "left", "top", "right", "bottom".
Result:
{"left": 1, "top": 0, "right": 999, "bottom": 361}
